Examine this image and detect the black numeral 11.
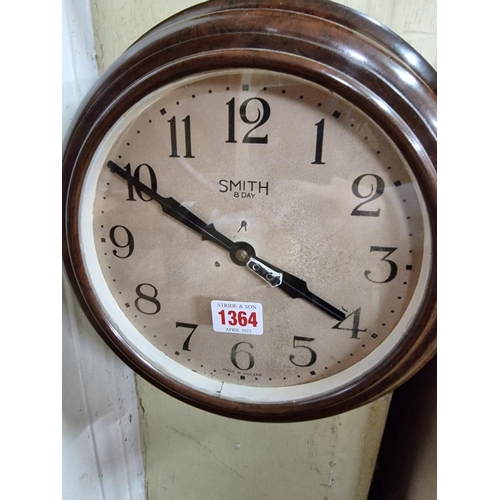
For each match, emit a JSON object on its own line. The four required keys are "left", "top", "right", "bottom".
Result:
{"left": 168, "top": 115, "right": 194, "bottom": 158}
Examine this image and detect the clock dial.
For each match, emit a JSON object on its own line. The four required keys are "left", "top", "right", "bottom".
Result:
{"left": 79, "top": 69, "right": 431, "bottom": 401}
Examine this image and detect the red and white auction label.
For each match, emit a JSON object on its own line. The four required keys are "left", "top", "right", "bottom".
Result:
{"left": 211, "top": 300, "right": 263, "bottom": 335}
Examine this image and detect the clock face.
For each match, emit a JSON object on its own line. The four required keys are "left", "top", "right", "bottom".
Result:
{"left": 78, "top": 69, "right": 432, "bottom": 405}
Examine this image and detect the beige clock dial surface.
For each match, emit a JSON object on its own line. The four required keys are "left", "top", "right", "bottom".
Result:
{"left": 79, "top": 69, "right": 431, "bottom": 403}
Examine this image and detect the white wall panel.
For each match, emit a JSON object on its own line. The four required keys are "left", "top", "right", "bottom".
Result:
{"left": 62, "top": 0, "right": 145, "bottom": 498}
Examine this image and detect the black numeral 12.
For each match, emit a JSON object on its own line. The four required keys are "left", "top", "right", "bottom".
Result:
{"left": 226, "top": 97, "right": 271, "bottom": 144}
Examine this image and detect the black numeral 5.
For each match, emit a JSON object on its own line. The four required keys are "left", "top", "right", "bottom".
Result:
{"left": 289, "top": 336, "right": 317, "bottom": 367}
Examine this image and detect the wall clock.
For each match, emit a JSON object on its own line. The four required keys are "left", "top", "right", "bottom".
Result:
{"left": 63, "top": 0, "right": 436, "bottom": 422}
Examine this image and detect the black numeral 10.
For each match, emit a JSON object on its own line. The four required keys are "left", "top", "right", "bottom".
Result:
{"left": 125, "top": 163, "right": 157, "bottom": 201}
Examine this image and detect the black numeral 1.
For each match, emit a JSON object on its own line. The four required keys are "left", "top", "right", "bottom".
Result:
{"left": 312, "top": 119, "right": 326, "bottom": 165}
{"left": 168, "top": 115, "right": 194, "bottom": 158}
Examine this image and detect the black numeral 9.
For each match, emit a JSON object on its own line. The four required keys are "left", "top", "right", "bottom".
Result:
{"left": 109, "top": 225, "right": 134, "bottom": 259}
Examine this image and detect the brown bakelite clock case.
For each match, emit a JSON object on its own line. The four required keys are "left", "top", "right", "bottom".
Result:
{"left": 63, "top": 0, "right": 436, "bottom": 422}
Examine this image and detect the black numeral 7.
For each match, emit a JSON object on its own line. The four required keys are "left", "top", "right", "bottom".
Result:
{"left": 176, "top": 322, "right": 198, "bottom": 351}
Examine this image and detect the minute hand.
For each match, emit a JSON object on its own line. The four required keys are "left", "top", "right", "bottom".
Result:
{"left": 107, "top": 161, "right": 345, "bottom": 321}
{"left": 107, "top": 161, "right": 236, "bottom": 252}
{"left": 249, "top": 257, "right": 346, "bottom": 322}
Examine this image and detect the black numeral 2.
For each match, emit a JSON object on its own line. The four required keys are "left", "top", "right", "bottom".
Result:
{"left": 351, "top": 174, "right": 385, "bottom": 217}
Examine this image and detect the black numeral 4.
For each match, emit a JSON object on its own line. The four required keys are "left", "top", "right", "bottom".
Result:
{"left": 332, "top": 308, "right": 366, "bottom": 339}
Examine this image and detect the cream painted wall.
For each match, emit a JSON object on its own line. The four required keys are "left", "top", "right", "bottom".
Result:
{"left": 90, "top": 0, "right": 437, "bottom": 73}
{"left": 85, "top": 1, "right": 437, "bottom": 499}
{"left": 138, "top": 387, "right": 391, "bottom": 500}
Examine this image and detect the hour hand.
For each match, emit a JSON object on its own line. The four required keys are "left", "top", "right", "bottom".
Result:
{"left": 247, "top": 256, "right": 346, "bottom": 322}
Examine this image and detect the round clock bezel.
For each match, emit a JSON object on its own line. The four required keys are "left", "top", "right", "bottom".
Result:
{"left": 63, "top": 0, "right": 436, "bottom": 422}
